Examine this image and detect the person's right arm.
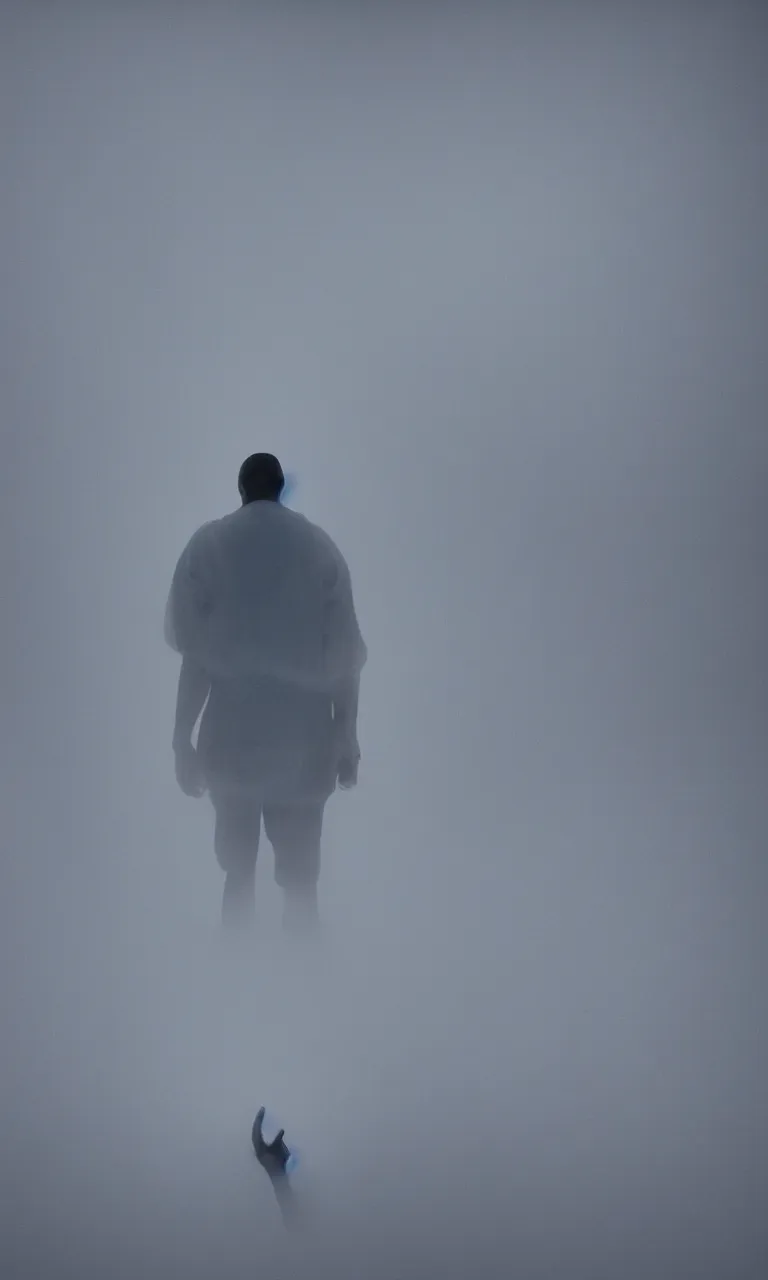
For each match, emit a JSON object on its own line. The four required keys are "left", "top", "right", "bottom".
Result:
{"left": 332, "top": 672, "right": 361, "bottom": 787}
{"left": 326, "top": 548, "right": 366, "bottom": 785}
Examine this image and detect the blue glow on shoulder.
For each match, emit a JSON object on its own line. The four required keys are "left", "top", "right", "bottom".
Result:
{"left": 280, "top": 472, "right": 297, "bottom": 505}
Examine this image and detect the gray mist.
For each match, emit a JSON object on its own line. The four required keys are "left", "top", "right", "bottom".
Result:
{"left": 2, "top": 4, "right": 765, "bottom": 1278}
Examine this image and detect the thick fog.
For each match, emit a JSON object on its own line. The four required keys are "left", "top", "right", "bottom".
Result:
{"left": 2, "top": 4, "right": 766, "bottom": 1277}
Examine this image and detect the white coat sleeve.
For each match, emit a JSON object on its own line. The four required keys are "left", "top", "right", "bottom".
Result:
{"left": 164, "top": 524, "right": 215, "bottom": 657}
{"left": 325, "top": 546, "right": 367, "bottom": 685}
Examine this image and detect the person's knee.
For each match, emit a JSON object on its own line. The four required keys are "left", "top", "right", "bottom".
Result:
{"left": 212, "top": 795, "right": 261, "bottom": 873}
{"left": 265, "top": 803, "right": 322, "bottom": 849}
{"left": 214, "top": 825, "right": 257, "bottom": 873}
{"left": 273, "top": 835, "right": 321, "bottom": 891}
{"left": 275, "top": 857, "right": 320, "bottom": 893}
{"left": 264, "top": 801, "right": 323, "bottom": 890}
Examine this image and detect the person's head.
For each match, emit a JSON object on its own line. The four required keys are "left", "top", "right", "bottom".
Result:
{"left": 237, "top": 452, "right": 285, "bottom": 504}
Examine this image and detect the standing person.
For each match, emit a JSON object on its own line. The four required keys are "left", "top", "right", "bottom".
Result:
{"left": 164, "top": 453, "right": 366, "bottom": 934}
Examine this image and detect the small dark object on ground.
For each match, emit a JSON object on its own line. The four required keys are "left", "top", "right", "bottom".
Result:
{"left": 252, "top": 1107, "right": 299, "bottom": 1230}
{"left": 252, "top": 1106, "right": 291, "bottom": 1178}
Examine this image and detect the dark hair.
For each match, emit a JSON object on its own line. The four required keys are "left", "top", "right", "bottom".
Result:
{"left": 238, "top": 452, "right": 285, "bottom": 502}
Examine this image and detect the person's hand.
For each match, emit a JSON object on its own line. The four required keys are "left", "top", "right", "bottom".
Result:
{"left": 252, "top": 1108, "right": 291, "bottom": 1180}
{"left": 337, "top": 754, "right": 360, "bottom": 789}
{"left": 335, "top": 728, "right": 360, "bottom": 791}
{"left": 173, "top": 740, "right": 206, "bottom": 798}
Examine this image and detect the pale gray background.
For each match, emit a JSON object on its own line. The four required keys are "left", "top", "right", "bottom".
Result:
{"left": 1, "top": 3, "right": 765, "bottom": 1277}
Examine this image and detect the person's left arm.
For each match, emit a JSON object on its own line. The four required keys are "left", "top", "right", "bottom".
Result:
{"left": 172, "top": 656, "right": 211, "bottom": 798}
{"left": 172, "top": 655, "right": 211, "bottom": 752}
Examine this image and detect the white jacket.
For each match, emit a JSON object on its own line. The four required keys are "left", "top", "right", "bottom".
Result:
{"left": 164, "top": 501, "right": 367, "bottom": 693}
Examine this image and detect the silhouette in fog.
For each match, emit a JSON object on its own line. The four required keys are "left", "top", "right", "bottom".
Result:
{"left": 164, "top": 453, "right": 366, "bottom": 933}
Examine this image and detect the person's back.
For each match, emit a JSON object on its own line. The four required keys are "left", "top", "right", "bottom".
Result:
{"left": 165, "top": 453, "right": 366, "bottom": 932}
{"left": 166, "top": 487, "right": 363, "bottom": 692}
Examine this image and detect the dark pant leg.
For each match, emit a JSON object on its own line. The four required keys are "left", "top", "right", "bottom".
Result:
{"left": 263, "top": 800, "right": 326, "bottom": 933}
{"left": 210, "top": 786, "right": 263, "bottom": 929}
{"left": 263, "top": 800, "right": 325, "bottom": 890}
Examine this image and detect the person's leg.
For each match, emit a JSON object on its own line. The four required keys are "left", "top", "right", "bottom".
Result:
{"left": 210, "top": 786, "right": 263, "bottom": 929}
{"left": 263, "top": 801, "right": 325, "bottom": 936}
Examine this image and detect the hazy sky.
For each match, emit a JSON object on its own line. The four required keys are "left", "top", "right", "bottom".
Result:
{"left": 2, "top": 4, "right": 766, "bottom": 1278}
